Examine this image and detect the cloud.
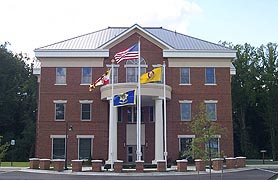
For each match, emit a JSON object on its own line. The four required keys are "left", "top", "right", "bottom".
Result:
{"left": 1, "top": 0, "right": 202, "bottom": 58}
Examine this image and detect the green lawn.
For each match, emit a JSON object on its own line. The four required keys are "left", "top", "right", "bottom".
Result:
{"left": 246, "top": 160, "right": 278, "bottom": 165}
{"left": 0, "top": 162, "right": 29, "bottom": 167}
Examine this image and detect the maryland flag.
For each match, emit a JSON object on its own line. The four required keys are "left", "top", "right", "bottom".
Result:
{"left": 140, "top": 67, "right": 162, "bottom": 84}
{"left": 89, "top": 69, "right": 111, "bottom": 91}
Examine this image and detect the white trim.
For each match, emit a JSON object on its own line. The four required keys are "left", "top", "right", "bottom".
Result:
{"left": 178, "top": 135, "right": 196, "bottom": 138}
{"left": 53, "top": 100, "right": 67, "bottom": 103}
{"left": 54, "top": 84, "right": 67, "bottom": 86}
{"left": 79, "top": 100, "right": 93, "bottom": 104}
{"left": 163, "top": 50, "right": 236, "bottom": 58}
{"left": 204, "top": 100, "right": 218, "bottom": 103}
{"left": 35, "top": 49, "right": 109, "bottom": 58}
{"left": 50, "top": 135, "right": 66, "bottom": 138}
{"left": 179, "top": 100, "right": 193, "bottom": 103}
{"left": 179, "top": 84, "right": 192, "bottom": 86}
{"left": 124, "top": 64, "right": 148, "bottom": 68}
{"left": 99, "top": 24, "right": 173, "bottom": 49}
{"left": 106, "top": 64, "right": 120, "bottom": 68}
{"left": 76, "top": 135, "right": 95, "bottom": 138}
{"left": 80, "top": 83, "right": 91, "bottom": 86}
{"left": 205, "top": 84, "right": 217, "bottom": 86}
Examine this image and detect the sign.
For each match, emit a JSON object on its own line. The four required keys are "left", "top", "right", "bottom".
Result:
{"left": 11, "top": 140, "right": 15, "bottom": 145}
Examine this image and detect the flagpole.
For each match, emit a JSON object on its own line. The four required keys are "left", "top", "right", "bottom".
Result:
{"left": 163, "top": 61, "right": 167, "bottom": 164}
{"left": 137, "top": 40, "right": 142, "bottom": 161}
{"left": 110, "top": 59, "right": 115, "bottom": 170}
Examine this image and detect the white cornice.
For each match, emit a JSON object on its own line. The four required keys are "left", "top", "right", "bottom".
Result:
{"left": 34, "top": 49, "right": 109, "bottom": 58}
{"left": 163, "top": 50, "right": 237, "bottom": 58}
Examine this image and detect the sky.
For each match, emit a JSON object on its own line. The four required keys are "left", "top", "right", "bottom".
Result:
{"left": 1, "top": 0, "right": 278, "bottom": 59}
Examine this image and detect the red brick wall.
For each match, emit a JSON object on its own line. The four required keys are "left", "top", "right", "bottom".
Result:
{"left": 35, "top": 33, "right": 234, "bottom": 163}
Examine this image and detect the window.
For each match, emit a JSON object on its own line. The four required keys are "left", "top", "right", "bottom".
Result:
{"left": 81, "top": 104, "right": 91, "bottom": 120}
{"left": 179, "top": 137, "right": 193, "bottom": 152}
{"left": 56, "top": 67, "right": 66, "bottom": 84}
{"left": 78, "top": 138, "right": 92, "bottom": 160}
{"left": 149, "top": 106, "right": 154, "bottom": 122}
{"left": 81, "top": 67, "right": 92, "bottom": 84}
{"left": 180, "top": 67, "right": 190, "bottom": 84}
{"left": 180, "top": 103, "right": 191, "bottom": 121}
{"left": 205, "top": 138, "right": 220, "bottom": 157}
{"left": 55, "top": 103, "right": 65, "bottom": 120}
{"left": 110, "top": 67, "right": 118, "bottom": 83}
{"left": 52, "top": 138, "right": 65, "bottom": 159}
{"left": 118, "top": 107, "right": 122, "bottom": 122}
{"left": 125, "top": 59, "right": 146, "bottom": 82}
{"left": 206, "top": 103, "right": 217, "bottom": 120}
{"left": 127, "top": 107, "right": 137, "bottom": 123}
{"left": 205, "top": 67, "right": 215, "bottom": 84}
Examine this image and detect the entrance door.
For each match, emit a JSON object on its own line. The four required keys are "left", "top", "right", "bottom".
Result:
{"left": 126, "top": 145, "right": 144, "bottom": 163}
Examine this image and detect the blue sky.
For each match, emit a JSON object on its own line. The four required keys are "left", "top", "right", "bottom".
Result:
{"left": 1, "top": 0, "right": 277, "bottom": 59}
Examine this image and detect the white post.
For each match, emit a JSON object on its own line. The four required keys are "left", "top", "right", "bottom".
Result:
{"left": 136, "top": 40, "right": 142, "bottom": 161}
{"left": 154, "top": 98, "right": 164, "bottom": 162}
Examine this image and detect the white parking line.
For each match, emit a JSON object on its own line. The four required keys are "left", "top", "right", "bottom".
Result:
{"left": 256, "top": 168, "right": 278, "bottom": 174}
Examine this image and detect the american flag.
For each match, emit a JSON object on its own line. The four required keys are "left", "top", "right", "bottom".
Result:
{"left": 114, "top": 43, "right": 139, "bottom": 64}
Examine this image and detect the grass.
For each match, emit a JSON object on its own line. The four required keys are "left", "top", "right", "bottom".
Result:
{"left": 0, "top": 162, "right": 29, "bottom": 167}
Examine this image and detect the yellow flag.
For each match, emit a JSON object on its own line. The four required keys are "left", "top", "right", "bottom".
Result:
{"left": 140, "top": 67, "right": 162, "bottom": 84}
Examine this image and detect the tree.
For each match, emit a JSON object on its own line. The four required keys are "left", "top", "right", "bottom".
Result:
{"left": 185, "top": 103, "right": 225, "bottom": 160}
{"left": 0, "top": 136, "right": 9, "bottom": 165}
{"left": 0, "top": 43, "right": 37, "bottom": 161}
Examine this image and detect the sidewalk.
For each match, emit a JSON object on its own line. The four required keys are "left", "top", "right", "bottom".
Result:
{"left": 1, "top": 165, "right": 267, "bottom": 176}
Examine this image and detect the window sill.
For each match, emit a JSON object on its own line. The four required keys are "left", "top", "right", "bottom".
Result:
{"left": 54, "top": 84, "right": 67, "bottom": 86}
{"left": 179, "top": 84, "right": 192, "bottom": 86}
{"left": 204, "top": 83, "right": 217, "bottom": 86}
{"left": 80, "top": 83, "right": 91, "bottom": 86}
{"left": 55, "top": 119, "right": 65, "bottom": 121}
{"left": 81, "top": 120, "right": 91, "bottom": 122}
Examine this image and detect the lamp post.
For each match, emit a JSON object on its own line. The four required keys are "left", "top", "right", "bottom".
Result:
{"left": 65, "top": 122, "right": 73, "bottom": 170}
{"left": 204, "top": 122, "right": 212, "bottom": 180}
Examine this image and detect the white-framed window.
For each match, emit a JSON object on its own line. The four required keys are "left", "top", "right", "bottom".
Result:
{"left": 107, "top": 65, "right": 119, "bottom": 83}
{"left": 54, "top": 100, "right": 67, "bottom": 121}
{"left": 180, "top": 67, "right": 190, "bottom": 85}
{"left": 205, "top": 136, "right": 220, "bottom": 157}
{"left": 51, "top": 135, "right": 66, "bottom": 159}
{"left": 205, "top": 67, "right": 216, "bottom": 84}
{"left": 56, "top": 67, "right": 66, "bottom": 85}
{"left": 81, "top": 67, "right": 92, "bottom": 84}
{"left": 127, "top": 106, "right": 137, "bottom": 123}
{"left": 178, "top": 135, "right": 195, "bottom": 154}
{"left": 80, "top": 100, "right": 93, "bottom": 121}
{"left": 205, "top": 100, "right": 217, "bottom": 121}
{"left": 149, "top": 106, "right": 155, "bottom": 122}
{"left": 179, "top": 100, "right": 192, "bottom": 121}
{"left": 125, "top": 59, "right": 147, "bottom": 83}
{"left": 77, "top": 135, "right": 94, "bottom": 160}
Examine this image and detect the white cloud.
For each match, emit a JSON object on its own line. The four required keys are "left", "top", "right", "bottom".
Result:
{"left": 1, "top": 0, "right": 202, "bottom": 58}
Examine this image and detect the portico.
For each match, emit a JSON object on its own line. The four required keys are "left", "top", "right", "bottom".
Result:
{"left": 101, "top": 83, "right": 172, "bottom": 164}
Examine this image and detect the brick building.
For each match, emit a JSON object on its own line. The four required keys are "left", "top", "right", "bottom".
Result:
{"left": 34, "top": 24, "right": 236, "bottom": 164}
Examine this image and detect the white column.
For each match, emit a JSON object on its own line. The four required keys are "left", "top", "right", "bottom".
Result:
{"left": 154, "top": 98, "right": 164, "bottom": 163}
{"left": 107, "top": 99, "right": 118, "bottom": 164}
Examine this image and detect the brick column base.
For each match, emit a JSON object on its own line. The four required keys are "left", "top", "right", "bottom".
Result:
{"left": 176, "top": 159, "right": 188, "bottom": 172}
{"left": 39, "top": 159, "right": 50, "bottom": 170}
{"left": 71, "top": 160, "right": 83, "bottom": 172}
{"left": 236, "top": 157, "right": 246, "bottom": 168}
{"left": 212, "top": 158, "right": 223, "bottom": 171}
{"left": 135, "top": 160, "right": 144, "bottom": 173}
{"left": 114, "top": 160, "right": 123, "bottom": 173}
{"left": 195, "top": 159, "right": 206, "bottom": 171}
{"left": 91, "top": 160, "right": 103, "bottom": 172}
{"left": 157, "top": 160, "right": 166, "bottom": 172}
{"left": 225, "top": 157, "right": 236, "bottom": 169}
{"left": 52, "top": 159, "right": 65, "bottom": 172}
{"left": 29, "top": 158, "right": 40, "bottom": 169}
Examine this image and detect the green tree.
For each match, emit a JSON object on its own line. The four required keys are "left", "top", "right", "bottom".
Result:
{"left": 0, "top": 43, "right": 37, "bottom": 161}
{"left": 0, "top": 136, "right": 9, "bottom": 165}
{"left": 186, "top": 103, "right": 225, "bottom": 160}
{"left": 257, "top": 43, "right": 278, "bottom": 161}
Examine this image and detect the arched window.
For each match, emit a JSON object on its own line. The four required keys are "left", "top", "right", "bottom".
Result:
{"left": 125, "top": 59, "right": 147, "bottom": 82}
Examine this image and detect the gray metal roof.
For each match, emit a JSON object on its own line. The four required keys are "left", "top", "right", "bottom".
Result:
{"left": 36, "top": 25, "right": 230, "bottom": 51}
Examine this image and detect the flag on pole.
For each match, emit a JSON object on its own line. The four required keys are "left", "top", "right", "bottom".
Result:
{"left": 114, "top": 43, "right": 139, "bottom": 64}
{"left": 113, "top": 90, "right": 136, "bottom": 107}
{"left": 140, "top": 67, "right": 162, "bottom": 84}
{"left": 89, "top": 69, "right": 111, "bottom": 91}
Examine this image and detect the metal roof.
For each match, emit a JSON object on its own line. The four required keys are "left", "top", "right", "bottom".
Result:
{"left": 35, "top": 25, "right": 231, "bottom": 51}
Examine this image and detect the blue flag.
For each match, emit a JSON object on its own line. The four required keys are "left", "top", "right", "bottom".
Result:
{"left": 113, "top": 90, "right": 136, "bottom": 107}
